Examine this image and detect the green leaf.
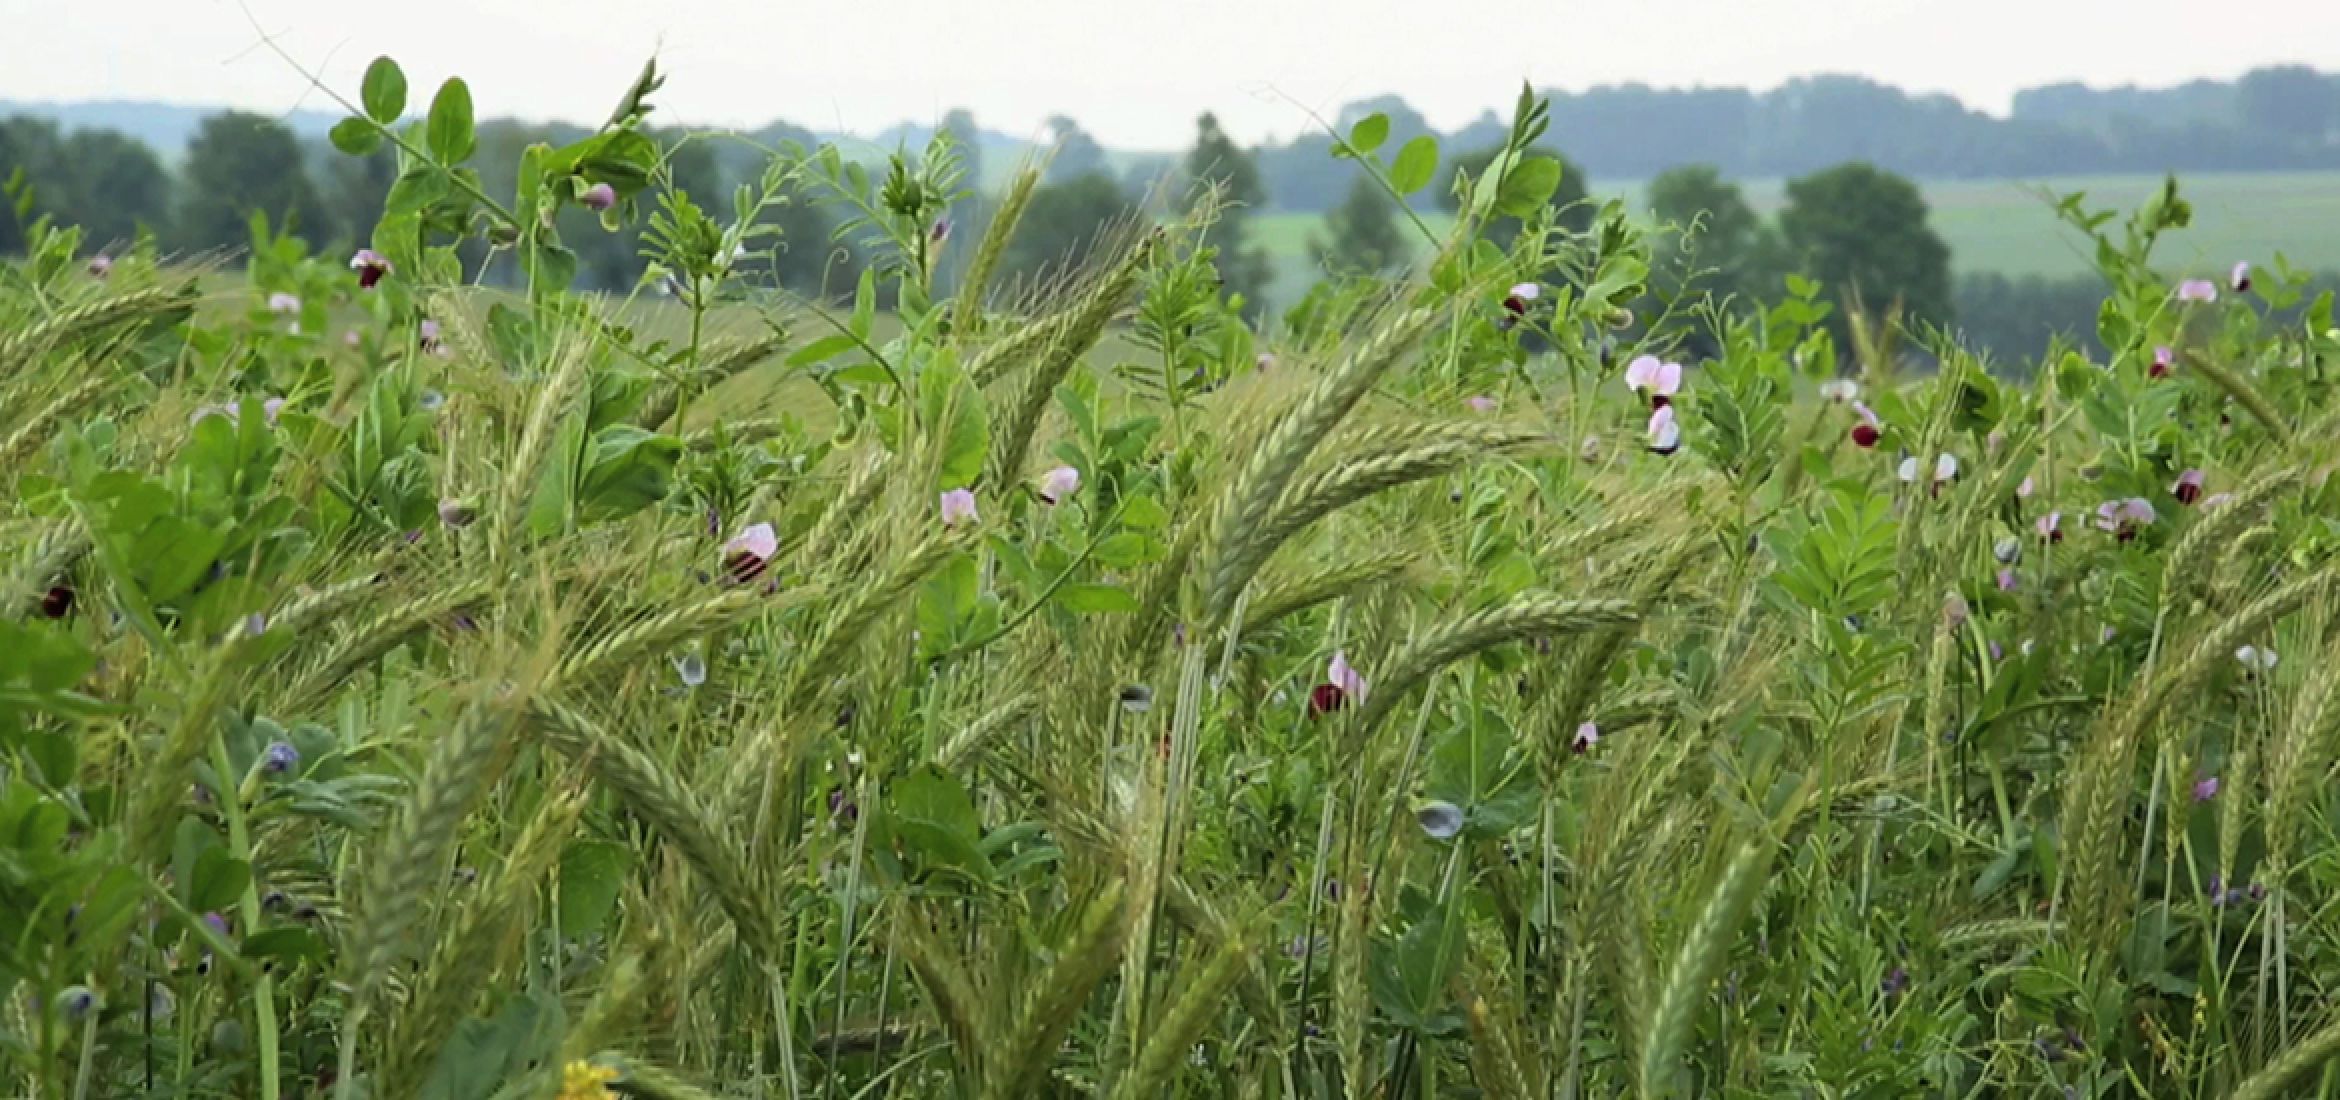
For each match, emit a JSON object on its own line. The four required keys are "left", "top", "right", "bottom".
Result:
{"left": 851, "top": 267, "right": 877, "bottom": 339}
{"left": 1119, "top": 493, "right": 1169, "bottom": 530}
{"left": 426, "top": 78, "right": 476, "bottom": 163}
{"left": 1390, "top": 136, "right": 1439, "bottom": 195}
{"left": 1346, "top": 113, "right": 1391, "bottom": 157}
{"left": 330, "top": 117, "right": 383, "bottom": 157}
{"left": 521, "top": 237, "right": 577, "bottom": 295}
{"left": 557, "top": 841, "right": 630, "bottom": 938}
{"left": 1088, "top": 532, "right": 1159, "bottom": 570}
{"left": 1055, "top": 583, "right": 1139, "bottom": 613}
{"left": 1495, "top": 156, "right": 1563, "bottom": 218}
{"left": 188, "top": 847, "right": 250, "bottom": 914}
{"left": 361, "top": 57, "right": 407, "bottom": 124}
{"left": 885, "top": 767, "right": 990, "bottom": 883}
{"left": 243, "top": 927, "right": 329, "bottom": 966}
{"left": 573, "top": 427, "right": 681, "bottom": 523}
{"left": 1425, "top": 717, "right": 1535, "bottom": 837}
{"left": 384, "top": 166, "right": 449, "bottom": 220}
{"left": 918, "top": 360, "right": 988, "bottom": 491}
{"left": 1369, "top": 894, "right": 1464, "bottom": 1029}
{"left": 917, "top": 552, "right": 980, "bottom": 651}
{"left": 788, "top": 333, "right": 859, "bottom": 367}
{"left": 416, "top": 990, "right": 564, "bottom": 1100}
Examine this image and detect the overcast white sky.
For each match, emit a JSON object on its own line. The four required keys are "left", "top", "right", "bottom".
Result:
{"left": 4, "top": 0, "right": 2337, "bottom": 148}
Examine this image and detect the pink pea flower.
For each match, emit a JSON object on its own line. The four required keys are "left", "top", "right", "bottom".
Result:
{"left": 939, "top": 488, "right": 978, "bottom": 527}
{"left": 1571, "top": 721, "right": 1600, "bottom": 753}
{"left": 2151, "top": 345, "right": 2175, "bottom": 379}
{"left": 1037, "top": 466, "right": 1080, "bottom": 504}
{"left": 2230, "top": 261, "right": 2252, "bottom": 294}
{"left": 267, "top": 292, "right": 301, "bottom": 315}
{"left": 722, "top": 522, "right": 778, "bottom": 584}
{"left": 2176, "top": 279, "right": 2218, "bottom": 303}
{"left": 2193, "top": 775, "right": 2220, "bottom": 802}
{"left": 2036, "top": 511, "right": 2064, "bottom": 543}
{"left": 87, "top": 254, "right": 113, "bottom": 278}
{"left": 1997, "top": 568, "right": 2018, "bottom": 592}
{"left": 1646, "top": 405, "right": 1680, "bottom": 456}
{"left": 2095, "top": 498, "right": 2156, "bottom": 541}
{"left": 1464, "top": 395, "right": 1499, "bottom": 414}
{"left": 580, "top": 183, "right": 617, "bottom": 212}
{"left": 1311, "top": 650, "right": 1368, "bottom": 716}
{"left": 1624, "top": 355, "right": 1683, "bottom": 408}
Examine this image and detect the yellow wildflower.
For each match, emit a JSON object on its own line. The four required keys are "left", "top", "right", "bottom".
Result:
{"left": 557, "top": 1060, "right": 621, "bottom": 1100}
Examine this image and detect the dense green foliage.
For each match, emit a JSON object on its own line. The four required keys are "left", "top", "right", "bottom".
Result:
{"left": 1778, "top": 163, "right": 1957, "bottom": 339}
{"left": 1311, "top": 175, "right": 1408, "bottom": 276}
{"left": 13, "top": 61, "right": 2340, "bottom": 1100}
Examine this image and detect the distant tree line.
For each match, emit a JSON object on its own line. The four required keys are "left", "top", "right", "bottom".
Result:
{"left": 1257, "top": 67, "right": 2340, "bottom": 212}
{"left": 0, "top": 108, "right": 1276, "bottom": 310}
{"left": 8, "top": 64, "right": 2338, "bottom": 367}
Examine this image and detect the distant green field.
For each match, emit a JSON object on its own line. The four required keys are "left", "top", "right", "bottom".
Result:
{"left": 1253, "top": 172, "right": 2340, "bottom": 302}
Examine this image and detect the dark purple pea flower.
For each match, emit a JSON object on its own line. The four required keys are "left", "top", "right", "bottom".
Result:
{"left": 261, "top": 741, "right": 299, "bottom": 775}
{"left": 1880, "top": 966, "right": 1909, "bottom": 997}
{"left": 2230, "top": 261, "right": 2252, "bottom": 294}
{"left": 2172, "top": 469, "right": 2205, "bottom": 506}
{"left": 349, "top": 249, "right": 391, "bottom": 290}
{"left": 40, "top": 584, "right": 74, "bottom": 619}
{"left": 827, "top": 786, "right": 859, "bottom": 826}
{"left": 581, "top": 183, "right": 617, "bottom": 212}
{"left": 88, "top": 254, "right": 113, "bottom": 278}
{"left": 1501, "top": 281, "right": 1539, "bottom": 321}
{"left": 1309, "top": 652, "right": 1366, "bottom": 717}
